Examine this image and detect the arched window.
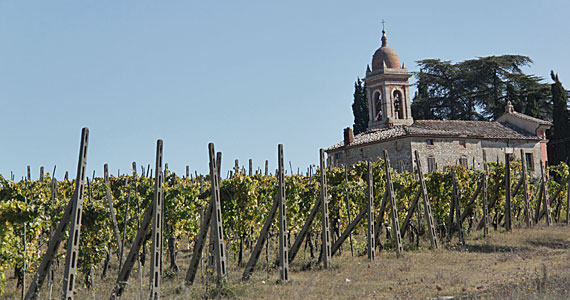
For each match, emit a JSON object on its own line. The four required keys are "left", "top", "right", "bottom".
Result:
{"left": 374, "top": 91, "right": 382, "bottom": 121}
{"left": 393, "top": 90, "right": 403, "bottom": 119}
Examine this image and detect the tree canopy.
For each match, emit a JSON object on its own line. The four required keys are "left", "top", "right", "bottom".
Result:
{"left": 411, "top": 55, "right": 551, "bottom": 121}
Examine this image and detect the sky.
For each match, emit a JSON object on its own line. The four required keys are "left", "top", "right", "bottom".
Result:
{"left": 1, "top": 1, "right": 569, "bottom": 180}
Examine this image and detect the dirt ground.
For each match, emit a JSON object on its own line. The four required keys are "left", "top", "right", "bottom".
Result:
{"left": 3, "top": 224, "right": 570, "bottom": 300}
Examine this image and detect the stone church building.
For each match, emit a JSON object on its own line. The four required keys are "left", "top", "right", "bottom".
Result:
{"left": 326, "top": 30, "right": 551, "bottom": 177}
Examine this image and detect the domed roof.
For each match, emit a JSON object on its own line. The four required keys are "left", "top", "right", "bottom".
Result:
{"left": 371, "top": 30, "right": 401, "bottom": 70}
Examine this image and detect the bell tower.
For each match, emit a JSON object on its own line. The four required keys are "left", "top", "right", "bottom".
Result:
{"left": 364, "top": 29, "right": 413, "bottom": 130}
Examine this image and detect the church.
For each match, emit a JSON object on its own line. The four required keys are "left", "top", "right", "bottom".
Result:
{"left": 326, "top": 29, "right": 551, "bottom": 177}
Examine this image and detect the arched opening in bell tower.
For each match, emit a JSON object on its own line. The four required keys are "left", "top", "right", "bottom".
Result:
{"left": 374, "top": 91, "right": 383, "bottom": 121}
{"left": 393, "top": 90, "right": 403, "bottom": 119}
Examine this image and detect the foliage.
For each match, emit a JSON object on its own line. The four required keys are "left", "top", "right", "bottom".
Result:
{"left": 547, "top": 71, "right": 570, "bottom": 165}
{"left": 0, "top": 159, "right": 569, "bottom": 295}
{"left": 414, "top": 55, "right": 551, "bottom": 121}
{"left": 351, "top": 77, "right": 369, "bottom": 135}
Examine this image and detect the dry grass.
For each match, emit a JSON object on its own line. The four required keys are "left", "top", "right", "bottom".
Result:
{"left": 3, "top": 224, "right": 570, "bottom": 300}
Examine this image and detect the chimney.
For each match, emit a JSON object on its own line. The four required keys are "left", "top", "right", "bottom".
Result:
{"left": 344, "top": 127, "right": 354, "bottom": 145}
{"left": 505, "top": 101, "right": 514, "bottom": 113}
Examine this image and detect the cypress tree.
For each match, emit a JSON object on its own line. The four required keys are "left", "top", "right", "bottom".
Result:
{"left": 548, "top": 71, "right": 570, "bottom": 165}
{"left": 352, "top": 78, "right": 368, "bottom": 135}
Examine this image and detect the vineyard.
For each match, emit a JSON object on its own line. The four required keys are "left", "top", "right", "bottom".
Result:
{"left": 1, "top": 129, "right": 570, "bottom": 299}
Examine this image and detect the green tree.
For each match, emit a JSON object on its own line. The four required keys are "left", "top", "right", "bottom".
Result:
{"left": 415, "top": 55, "right": 551, "bottom": 121}
{"left": 411, "top": 70, "right": 436, "bottom": 119}
{"left": 548, "top": 71, "right": 570, "bottom": 165}
{"left": 352, "top": 77, "right": 368, "bottom": 135}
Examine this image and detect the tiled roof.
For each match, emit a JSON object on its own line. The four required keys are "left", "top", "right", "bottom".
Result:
{"left": 507, "top": 111, "right": 553, "bottom": 126}
{"left": 327, "top": 120, "right": 540, "bottom": 151}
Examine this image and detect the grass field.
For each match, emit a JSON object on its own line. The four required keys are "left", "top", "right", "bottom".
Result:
{"left": 3, "top": 224, "right": 569, "bottom": 300}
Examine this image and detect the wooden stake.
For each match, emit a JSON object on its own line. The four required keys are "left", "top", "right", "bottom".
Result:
{"left": 521, "top": 150, "right": 531, "bottom": 227}
{"left": 242, "top": 194, "right": 279, "bottom": 280}
{"left": 401, "top": 189, "right": 421, "bottom": 238}
{"left": 414, "top": 151, "right": 438, "bottom": 249}
{"left": 541, "top": 163, "right": 552, "bottom": 225}
{"left": 149, "top": 140, "right": 164, "bottom": 300}
{"left": 60, "top": 128, "right": 89, "bottom": 300}
{"left": 319, "top": 149, "right": 332, "bottom": 268}
{"left": 505, "top": 152, "right": 512, "bottom": 231}
{"left": 209, "top": 144, "right": 227, "bottom": 284}
{"left": 277, "top": 145, "right": 289, "bottom": 282}
{"left": 366, "top": 162, "right": 375, "bottom": 261}
{"left": 482, "top": 151, "right": 489, "bottom": 237}
{"left": 343, "top": 165, "right": 354, "bottom": 256}
{"left": 383, "top": 150, "right": 403, "bottom": 257}
{"left": 452, "top": 169, "right": 465, "bottom": 246}
{"left": 567, "top": 172, "right": 570, "bottom": 225}
{"left": 103, "top": 164, "right": 122, "bottom": 263}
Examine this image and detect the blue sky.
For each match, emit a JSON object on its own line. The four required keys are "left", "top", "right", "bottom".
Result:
{"left": 1, "top": 1, "right": 569, "bottom": 179}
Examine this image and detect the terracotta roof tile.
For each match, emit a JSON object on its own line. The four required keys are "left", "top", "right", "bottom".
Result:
{"left": 327, "top": 120, "right": 540, "bottom": 151}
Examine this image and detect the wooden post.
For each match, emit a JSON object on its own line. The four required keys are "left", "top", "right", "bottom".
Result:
{"left": 482, "top": 151, "right": 489, "bottom": 237}
{"left": 520, "top": 150, "right": 531, "bottom": 227}
{"left": 61, "top": 127, "right": 89, "bottom": 300}
{"left": 505, "top": 152, "right": 512, "bottom": 231}
{"left": 103, "top": 164, "right": 122, "bottom": 262}
{"left": 209, "top": 144, "right": 228, "bottom": 284}
{"left": 414, "top": 151, "right": 438, "bottom": 249}
{"left": 344, "top": 165, "right": 354, "bottom": 256}
{"left": 110, "top": 189, "right": 156, "bottom": 298}
{"left": 185, "top": 202, "right": 213, "bottom": 285}
{"left": 216, "top": 152, "right": 222, "bottom": 183}
{"left": 277, "top": 145, "right": 289, "bottom": 282}
{"left": 319, "top": 149, "right": 332, "bottom": 268}
{"left": 149, "top": 140, "right": 164, "bottom": 300}
{"left": 242, "top": 195, "right": 279, "bottom": 280}
{"left": 289, "top": 193, "right": 320, "bottom": 263}
{"left": 249, "top": 159, "right": 253, "bottom": 176}
{"left": 330, "top": 208, "right": 367, "bottom": 257}
{"left": 366, "top": 162, "right": 375, "bottom": 261}
{"left": 265, "top": 160, "right": 269, "bottom": 176}
{"left": 534, "top": 178, "right": 543, "bottom": 224}
{"left": 186, "top": 166, "right": 190, "bottom": 178}
{"left": 541, "top": 163, "right": 552, "bottom": 225}
{"left": 447, "top": 183, "right": 456, "bottom": 242}
{"left": 383, "top": 150, "right": 403, "bottom": 257}
{"left": 401, "top": 189, "right": 421, "bottom": 238}
{"left": 120, "top": 177, "right": 131, "bottom": 271}
{"left": 459, "top": 181, "right": 482, "bottom": 223}
{"left": 22, "top": 182, "right": 29, "bottom": 299}
{"left": 452, "top": 169, "right": 465, "bottom": 246}
{"left": 373, "top": 190, "right": 388, "bottom": 245}
{"left": 567, "top": 172, "right": 570, "bottom": 225}
{"left": 39, "top": 166, "right": 44, "bottom": 183}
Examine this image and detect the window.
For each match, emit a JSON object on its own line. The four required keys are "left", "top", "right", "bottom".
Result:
{"left": 525, "top": 153, "right": 534, "bottom": 171}
{"left": 374, "top": 91, "right": 383, "bottom": 121}
{"left": 393, "top": 90, "right": 403, "bottom": 119}
{"left": 459, "top": 140, "right": 466, "bottom": 149}
{"left": 459, "top": 157, "right": 468, "bottom": 168}
{"left": 426, "top": 139, "right": 434, "bottom": 146}
{"left": 335, "top": 153, "right": 341, "bottom": 160}
{"left": 427, "top": 157, "right": 436, "bottom": 173}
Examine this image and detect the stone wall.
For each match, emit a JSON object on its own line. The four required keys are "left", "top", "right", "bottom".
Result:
{"left": 328, "top": 136, "right": 544, "bottom": 178}
{"left": 328, "top": 137, "right": 413, "bottom": 172}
